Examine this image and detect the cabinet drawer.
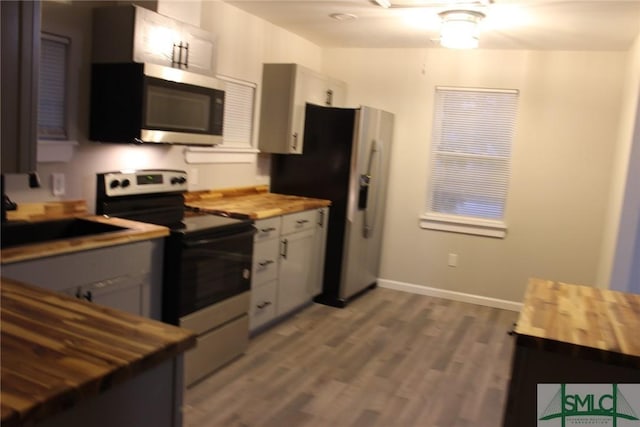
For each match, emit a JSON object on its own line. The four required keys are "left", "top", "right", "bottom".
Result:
{"left": 252, "top": 239, "right": 279, "bottom": 287}
{"left": 254, "top": 217, "right": 281, "bottom": 242}
{"left": 250, "top": 280, "right": 277, "bottom": 331}
{"left": 281, "top": 210, "right": 317, "bottom": 235}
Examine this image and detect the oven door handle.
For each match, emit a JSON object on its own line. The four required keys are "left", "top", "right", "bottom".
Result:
{"left": 182, "top": 228, "right": 256, "bottom": 248}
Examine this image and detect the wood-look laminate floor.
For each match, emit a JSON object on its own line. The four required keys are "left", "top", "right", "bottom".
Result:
{"left": 184, "top": 287, "right": 518, "bottom": 427}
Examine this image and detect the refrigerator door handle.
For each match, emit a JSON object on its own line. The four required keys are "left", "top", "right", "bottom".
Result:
{"left": 362, "top": 139, "right": 381, "bottom": 238}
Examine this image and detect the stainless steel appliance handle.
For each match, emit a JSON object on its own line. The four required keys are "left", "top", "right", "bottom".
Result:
{"left": 363, "top": 139, "right": 381, "bottom": 238}
{"left": 183, "top": 229, "right": 256, "bottom": 248}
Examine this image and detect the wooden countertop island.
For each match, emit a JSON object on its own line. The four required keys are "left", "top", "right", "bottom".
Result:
{"left": 1, "top": 278, "right": 196, "bottom": 427}
{"left": 185, "top": 185, "right": 331, "bottom": 219}
{"left": 514, "top": 278, "right": 640, "bottom": 366}
{"left": 502, "top": 278, "right": 640, "bottom": 426}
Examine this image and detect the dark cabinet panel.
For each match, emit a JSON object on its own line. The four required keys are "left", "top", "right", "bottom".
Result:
{"left": 1, "top": 1, "right": 39, "bottom": 173}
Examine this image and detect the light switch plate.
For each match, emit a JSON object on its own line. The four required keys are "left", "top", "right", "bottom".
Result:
{"left": 51, "top": 173, "right": 65, "bottom": 196}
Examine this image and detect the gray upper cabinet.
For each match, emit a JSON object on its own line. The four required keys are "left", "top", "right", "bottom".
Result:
{"left": 1, "top": 1, "right": 40, "bottom": 173}
{"left": 258, "top": 63, "right": 346, "bottom": 154}
{"left": 92, "top": 5, "right": 217, "bottom": 77}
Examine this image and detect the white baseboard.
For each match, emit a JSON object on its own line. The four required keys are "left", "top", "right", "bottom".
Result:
{"left": 378, "top": 279, "right": 523, "bottom": 312}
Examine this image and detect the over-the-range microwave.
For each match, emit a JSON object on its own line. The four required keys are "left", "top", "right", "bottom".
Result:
{"left": 90, "top": 62, "right": 224, "bottom": 146}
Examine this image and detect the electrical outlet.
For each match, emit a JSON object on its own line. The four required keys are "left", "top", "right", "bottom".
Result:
{"left": 51, "top": 173, "right": 65, "bottom": 196}
{"left": 448, "top": 253, "right": 458, "bottom": 267}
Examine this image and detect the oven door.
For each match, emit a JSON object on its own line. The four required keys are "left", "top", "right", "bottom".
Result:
{"left": 177, "top": 228, "right": 254, "bottom": 318}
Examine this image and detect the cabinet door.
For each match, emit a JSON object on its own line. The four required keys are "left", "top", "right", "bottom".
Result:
{"left": 133, "top": 6, "right": 180, "bottom": 67}
{"left": 182, "top": 27, "right": 216, "bottom": 76}
{"left": 252, "top": 238, "right": 279, "bottom": 287}
{"left": 290, "top": 66, "right": 329, "bottom": 154}
{"left": 310, "top": 208, "right": 329, "bottom": 297}
{"left": 77, "top": 273, "right": 150, "bottom": 317}
{"left": 250, "top": 279, "right": 277, "bottom": 331}
{"left": 259, "top": 64, "right": 348, "bottom": 155}
{"left": 327, "top": 78, "right": 347, "bottom": 107}
{"left": 277, "top": 228, "right": 315, "bottom": 315}
{"left": 1, "top": 1, "right": 39, "bottom": 173}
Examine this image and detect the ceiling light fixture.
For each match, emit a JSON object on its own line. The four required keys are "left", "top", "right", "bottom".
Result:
{"left": 438, "top": 10, "right": 485, "bottom": 49}
{"left": 374, "top": 0, "right": 391, "bottom": 9}
{"left": 329, "top": 12, "right": 357, "bottom": 22}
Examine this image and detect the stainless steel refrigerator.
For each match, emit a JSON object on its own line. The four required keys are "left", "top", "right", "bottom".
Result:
{"left": 270, "top": 104, "right": 394, "bottom": 307}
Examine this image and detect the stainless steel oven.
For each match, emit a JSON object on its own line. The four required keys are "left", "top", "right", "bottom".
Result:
{"left": 96, "top": 169, "right": 254, "bottom": 386}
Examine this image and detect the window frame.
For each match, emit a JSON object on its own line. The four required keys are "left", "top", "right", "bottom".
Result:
{"left": 38, "top": 32, "right": 70, "bottom": 141}
{"left": 420, "top": 86, "right": 519, "bottom": 238}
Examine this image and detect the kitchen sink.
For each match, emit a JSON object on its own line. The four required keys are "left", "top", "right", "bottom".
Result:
{"left": 0, "top": 218, "right": 128, "bottom": 249}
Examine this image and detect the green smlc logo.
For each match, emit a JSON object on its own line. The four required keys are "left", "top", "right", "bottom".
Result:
{"left": 539, "top": 384, "right": 640, "bottom": 426}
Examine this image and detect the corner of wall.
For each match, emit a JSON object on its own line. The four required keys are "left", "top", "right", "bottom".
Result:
{"left": 596, "top": 30, "right": 640, "bottom": 291}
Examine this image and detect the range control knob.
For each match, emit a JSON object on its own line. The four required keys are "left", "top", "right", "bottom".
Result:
{"left": 109, "top": 179, "right": 120, "bottom": 189}
{"left": 121, "top": 179, "right": 131, "bottom": 188}
{"left": 171, "top": 176, "right": 187, "bottom": 185}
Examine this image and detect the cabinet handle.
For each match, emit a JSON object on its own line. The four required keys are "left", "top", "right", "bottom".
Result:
{"left": 326, "top": 89, "right": 333, "bottom": 106}
{"left": 260, "top": 227, "right": 276, "bottom": 233}
{"left": 258, "top": 260, "right": 274, "bottom": 267}
{"left": 257, "top": 301, "right": 272, "bottom": 309}
{"left": 292, "top": 132, "right": 298, "bottom": 150}
{"left": 318, "top": 209, "right": 325, "bottom": 227}
{"left": 172, "top": 42, "right": 185, "bottom": 68}
{"left": 296, "top": 219, "right": 309, "bottom": 225}
{"left": 281, "top": 238, "right": 288, "bottom": 259}
{"left": 83, "top": 291, "right": 93, "bottom": 302}
{"left": 184, "top": 42, "right": 189, "bottom": 68}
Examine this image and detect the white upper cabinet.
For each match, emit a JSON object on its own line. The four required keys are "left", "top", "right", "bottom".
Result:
{"left": 92, "top": 5, "right": 216, "bottom": 77}
{"left": 258, "top": 63, "right": 347, "bottom": 154}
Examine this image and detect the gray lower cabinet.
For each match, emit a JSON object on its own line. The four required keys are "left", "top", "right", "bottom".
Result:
{"left": 249, "top": 207, "right": 329, "bottom": 332}
{"left": 1, "top": 239, "right": 164, "bottom": 320}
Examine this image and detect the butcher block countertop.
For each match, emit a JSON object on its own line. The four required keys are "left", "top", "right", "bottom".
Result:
{"left": 185, "top": 185, "right": 331, "bottom": 219}
{"left": 514, "top": 277, "right": 640, "bottom": 367}
{"left": 5, "top": 200, "right": 88, "bottom": 222}
{"left": 0, "top": 278, "right": 196, "bottom": 427}
{"left": 1, "top": 216, "right": 169, "bottom": 265}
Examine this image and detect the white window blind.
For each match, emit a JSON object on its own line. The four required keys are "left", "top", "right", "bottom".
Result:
{"left": 423, "top": 87, "right": 518, "bottom": 237}
{"left": 220, "top": 76, "right": 256, "bottom": 148}
{"left": 38, "top": 33, "right": 69, "bottom": 140}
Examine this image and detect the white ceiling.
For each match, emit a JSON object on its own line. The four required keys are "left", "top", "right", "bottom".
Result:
{"left": 223, "top": 0, "right": 640, "bottom": 50}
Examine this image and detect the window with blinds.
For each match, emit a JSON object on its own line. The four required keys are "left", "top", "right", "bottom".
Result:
{"left": 422, "top": 87, "right": 518, "bottom": 238}
{"left": 219, "top": 76, "right": 256, "bottom": 149}
{"left": 38, "top": 33, "right": 69, "bottom": 140}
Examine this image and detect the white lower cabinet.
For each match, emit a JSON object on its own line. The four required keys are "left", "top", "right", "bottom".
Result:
{"left": 249, "top": 207, "right": 329, "bottom": 332}
{"left": 1, "top": 240, "right": 164, "bottom": 319}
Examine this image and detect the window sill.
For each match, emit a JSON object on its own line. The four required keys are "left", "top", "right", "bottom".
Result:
{"left": 37, "top": 140, "right": 78, "bottom": 163}
{"left": 420, "top": 213, "right": 507, "bottom": 238}
{"left": 184, "top": 146, "right": 259, "bottom": 164}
